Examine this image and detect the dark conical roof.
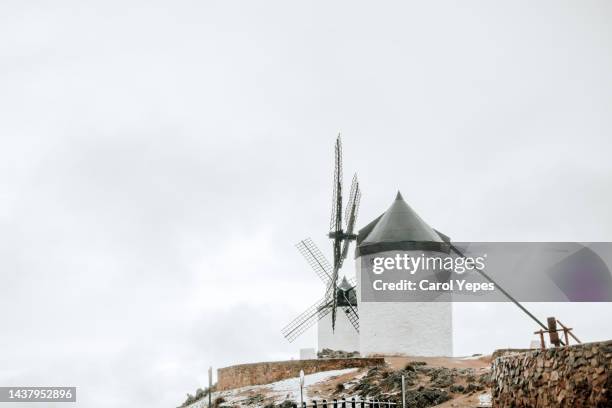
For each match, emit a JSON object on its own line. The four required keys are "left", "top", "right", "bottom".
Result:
{"left": 336, "top": 276, "right": 356, "bottom": 307}
{"left": 338, "top": 276, "right": 353, "bottom": 291}
{"left": 356, "top": 191, "right": 449, "bottom": 256}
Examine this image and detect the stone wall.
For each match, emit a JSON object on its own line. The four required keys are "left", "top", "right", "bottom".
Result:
{"left": 491, "top": 348, "right": 532, "bottom": 360}
{"left": 492, "top": 340, "right": 612, "bottom": 407}
{"left": 217, "top": 357, "right": 385, "bottom": 390}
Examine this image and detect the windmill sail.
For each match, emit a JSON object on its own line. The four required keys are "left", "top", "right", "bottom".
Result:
{"left": 329, "top": 135, "right": 343, "bottom": 232}
{"left": 328, "top": 135, "right": 344, "bottom": 330}
{"left": 296, "top": 238, "right": 333, "bottom": 285}
{"left": 339, "top": 277, "right": 360, "bottom": 332}
{"left": 341, "top": 175, "right": 361, "bottom": 265}
{"left": 344, "top": 302, "right": 360, "bottom": 332}
{"left": 281, "top": 296, "right": 333, "bottom": 342}
{"left": 281, "top": 134, "right": 361, "bottom": 342}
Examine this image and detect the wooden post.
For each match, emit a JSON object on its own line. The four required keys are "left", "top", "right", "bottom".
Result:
{"left": 557, "top": 320, "right": 582, "bottom": 344}
{"left": 547, "top": 317, "right": 561, "bottom": 347}
{"left": 536, "top": 330, "right": 545, "bottom": 349}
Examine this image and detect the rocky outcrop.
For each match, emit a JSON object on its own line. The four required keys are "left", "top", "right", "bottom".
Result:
{"left": 317, "top": 349, "right": 360, "bottom": 359}
{"left": 492, "top": 340, "right": 612, "bottom": 407}
{"left": 343, "top": 361, "right": 489, "bottom": 407}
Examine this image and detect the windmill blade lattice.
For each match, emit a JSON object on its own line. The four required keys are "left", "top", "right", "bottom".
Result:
{"left": 329, "top": 136, "right": 343, "bottom": 232}
{"left": 296, "top": 238, "right": 333, "bottom": 285}
{"left": 328, "top": 135, "right": 345, "bottom": 330}
{"left": 341, "top": 278, "right": 360, "bottom": 332}
{"left": 344, "top": 303, "right": 360, "bottom": 332}
{"left": 281, "top": 296, "right": 333, "bottom": 342}
{"left": 340, "top": 175, "right": 361, "bottom": 265}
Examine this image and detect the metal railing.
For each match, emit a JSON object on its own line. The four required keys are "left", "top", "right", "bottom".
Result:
{"left": 214, "top": 397, "right": 396, "bottom": 408}
{"left": 290, "top": 398, "right": 397, "bottom": 408}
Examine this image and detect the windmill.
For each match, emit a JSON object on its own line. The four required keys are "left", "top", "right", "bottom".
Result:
{"left": 281, "top": 134, "right": 362, "bottom": 342}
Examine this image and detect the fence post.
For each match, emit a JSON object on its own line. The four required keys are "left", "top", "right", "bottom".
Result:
{"left": 341, "top": 398, "right": 346, "bottom": 408}
{"left": 333, "top": 399, "right": 338, "bottom": 408}
{"left": 359, "top": 399, "right": 364, "bottom": 408}
{"left": 322, "top": 400, "right": 327, "bottom": 408}
{"left": 351, "top": 397, "right": 356, "bottom": 408}
{"left": 303, "top": 402, "right": 307, "bottom": 408}
{"left": 313, "top": 401, "right": 318, "bottom": 408}
{"left": 401, "top": 374, "right": 406, "bottom": 408}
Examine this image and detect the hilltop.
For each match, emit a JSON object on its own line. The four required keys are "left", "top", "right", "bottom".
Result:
{"left": 180, "top": 355, "right": 492, "bottom": 408}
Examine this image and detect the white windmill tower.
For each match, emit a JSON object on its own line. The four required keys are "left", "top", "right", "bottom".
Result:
{"left": 355, "top": 192, "right": 454, "bottom": 357}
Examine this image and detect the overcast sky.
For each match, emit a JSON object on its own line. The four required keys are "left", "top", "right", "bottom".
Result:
{"left": 2, "top": 1, "right": 612, "bottom": 407}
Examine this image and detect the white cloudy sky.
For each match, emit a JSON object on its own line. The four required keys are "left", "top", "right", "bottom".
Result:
{"left": 2, "top": 1, "right": 612, "bottom": 407}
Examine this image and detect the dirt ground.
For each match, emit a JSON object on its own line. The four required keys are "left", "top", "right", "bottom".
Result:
{"left": 307, "top": 355, "right": 492, "bottom": 407}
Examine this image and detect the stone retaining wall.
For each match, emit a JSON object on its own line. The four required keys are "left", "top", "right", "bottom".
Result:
{"left": 491, "top": 348, "right": 532, "bottom": 360}
{"left": 217, "top": 357, "right": 385, "bottom": 390}
{"left": 492, "top": 340, "right": 612, "bottom": 407}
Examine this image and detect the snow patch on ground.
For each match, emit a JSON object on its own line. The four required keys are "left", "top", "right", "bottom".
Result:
{"left": 478, "top": 393, "right": 492, "bottom": 407}
{"left": 185, "top": 368, "right": 358, "bottom": 408}
{"left": 460, "top": 355, "right": 484, "bottom": 360}
{"left": 269, "top": 368, "right": 358, "bottom": 401}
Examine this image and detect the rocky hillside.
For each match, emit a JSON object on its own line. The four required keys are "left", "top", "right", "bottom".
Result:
{"left": 180, "top": 356, "right": 492, "bottom": 408}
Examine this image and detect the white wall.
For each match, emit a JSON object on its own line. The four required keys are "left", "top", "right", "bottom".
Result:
{"left": 317, "top": 308, "right": 360, "bottom": 352}
{"left": 357, "top": 250, "right": 453, "bottom": 357}
{"left": 299, "top": 348, "right": 317, "bottom": 359}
